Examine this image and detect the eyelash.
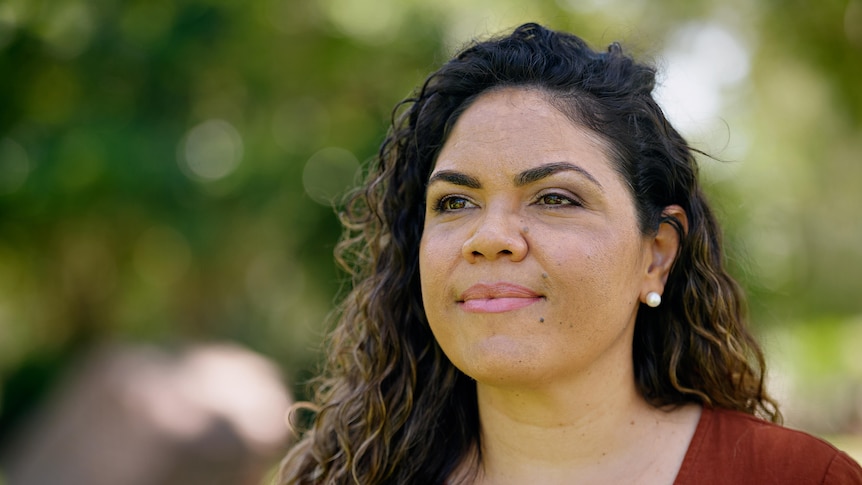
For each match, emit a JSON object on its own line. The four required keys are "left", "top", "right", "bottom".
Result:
{"left": 432, "top": 195, "right": 474, "bottom": 213}
{"left": 431, "top": 192, "right": 582, "bottom": 213}
{"left": 533, "top": 192, "right": 582, "bottom": 207}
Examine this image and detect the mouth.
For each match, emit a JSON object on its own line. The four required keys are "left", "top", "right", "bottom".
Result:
{"left": 458, "top": 282, "right": 544, "bottom": 313}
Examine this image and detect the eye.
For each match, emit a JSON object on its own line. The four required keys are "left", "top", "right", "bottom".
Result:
{"left": 434, "top": 195, "right": 475, "bottom": 212}
{"left": 535, "top": 192, "right": 581, "bottom": 207}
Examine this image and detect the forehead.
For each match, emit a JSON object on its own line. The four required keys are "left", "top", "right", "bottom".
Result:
{"left": 433, "top": 87, "right": 618, "bottom": 180}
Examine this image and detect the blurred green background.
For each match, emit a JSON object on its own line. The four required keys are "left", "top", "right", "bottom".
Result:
{"left": 1, "top": 0, "right": 861, "bottom": 471}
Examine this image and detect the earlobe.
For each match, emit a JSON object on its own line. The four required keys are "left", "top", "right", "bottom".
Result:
{"left": 645, "top": 205, "right": 688, "bottom": 288}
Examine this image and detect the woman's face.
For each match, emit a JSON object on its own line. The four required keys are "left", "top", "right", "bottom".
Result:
{"left": 419, "top": 88, "right": 655, "bottom": 389}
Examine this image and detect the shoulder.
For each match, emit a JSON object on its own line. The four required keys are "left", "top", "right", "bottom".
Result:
{"left": 703, "top": 407, "right": 848, "bottom": 461}
{"left": 675, "top": 406, "right": 862, "bottom": 484}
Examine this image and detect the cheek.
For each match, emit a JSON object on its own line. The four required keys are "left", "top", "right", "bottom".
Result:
{"left": 420, "top": 225, "right": 457, "bottom": 261}
{"left": 418, "top": 233, "right": 446, "bottom": 300}
{"left": 419, "top": 228, "right": 467, "bottom": 325}
{"left": 581, "top": 232, "right": 648, "bottom": 301}
{"left": 555, "top": 230, "right": 643, "bottom": 293}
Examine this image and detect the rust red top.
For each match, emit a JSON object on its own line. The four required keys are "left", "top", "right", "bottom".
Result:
{"left": 675, "top": 406, "right": 862, "bottom": 484}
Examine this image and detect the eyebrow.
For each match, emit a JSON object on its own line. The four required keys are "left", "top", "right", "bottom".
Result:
{"left": 427, "top": 161, "right": 603, "bottom": 191}
{"left": 426, "top": 170, "right": 482, "bottom": 189}
{"left": 515, "top": 162, "right": 603, "bottom": 191}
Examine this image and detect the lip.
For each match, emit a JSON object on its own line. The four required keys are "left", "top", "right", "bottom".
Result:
{"left": 458, "top": 282, "right": 543, "bottom": 313}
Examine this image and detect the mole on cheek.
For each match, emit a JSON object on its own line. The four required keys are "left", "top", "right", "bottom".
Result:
{"left": 539, "top": 317, "right": 544, "bottom": 323}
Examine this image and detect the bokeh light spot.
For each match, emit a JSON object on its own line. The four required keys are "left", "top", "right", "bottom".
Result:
{"left": 0, "top": 3, "right": 19, "bottom": 50}
{"left": 845, "top": 0, "right": 862, "bottom": 47}
{"left": 302, "top": 147, "right": 359, "bottom": 206}
{"left": 179, "top": 119, "right": 244, "bottom": 182}
{"left": 323, "top": 0, "right": 403, "bottom": 44}
{"left": 37, "top": 1, "right": 95, "bottom": 59}
{"left": 655, "top": 22, "right": 750, "bottom": 133}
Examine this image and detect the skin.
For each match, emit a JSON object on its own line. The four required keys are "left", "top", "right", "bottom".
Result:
{"left": 419, "top": 87, "right": 698, "bottom": 484}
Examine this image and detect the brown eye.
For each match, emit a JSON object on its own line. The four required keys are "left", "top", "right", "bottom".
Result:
{"left": 435, "top": 195, "right": 473, "bottom": 212}
{"left": 539, "top": 193, "right": 576, "bottom": 206}
{"left": 445, "top": 197, "right": 467, "bottom": 210}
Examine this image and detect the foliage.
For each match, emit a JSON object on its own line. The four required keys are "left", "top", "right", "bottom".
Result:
{"left": 0, "top": 0, "right": 860, "bottom": 445}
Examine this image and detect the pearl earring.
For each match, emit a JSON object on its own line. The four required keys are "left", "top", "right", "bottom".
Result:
{"left": 646, "top": 292, "right": 662, "bottom": 308}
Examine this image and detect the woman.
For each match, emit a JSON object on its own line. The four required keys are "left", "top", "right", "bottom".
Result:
{"left": 278, "top": 23, "right": 862, "bottom": 484}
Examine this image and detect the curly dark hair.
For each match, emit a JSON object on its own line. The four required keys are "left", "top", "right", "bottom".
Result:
{"left": 277, "top": 22, "right": 780, "bottom": 484}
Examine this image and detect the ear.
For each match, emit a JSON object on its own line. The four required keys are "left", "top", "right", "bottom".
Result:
{"left": 642, "top": 205, "right": 688, "bottom": 299}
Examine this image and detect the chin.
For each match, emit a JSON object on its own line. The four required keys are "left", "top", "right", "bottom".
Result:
{"left": 450, "top": 340, "right": 548, "bottom": 387}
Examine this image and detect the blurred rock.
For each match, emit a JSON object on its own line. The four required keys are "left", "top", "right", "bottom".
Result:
{"left": 1, "top": 343, "right": 292, "bottom": 485}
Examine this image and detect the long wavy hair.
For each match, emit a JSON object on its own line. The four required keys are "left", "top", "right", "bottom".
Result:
{"left": 278, "top": 23, "right": 780, "bottom": 484}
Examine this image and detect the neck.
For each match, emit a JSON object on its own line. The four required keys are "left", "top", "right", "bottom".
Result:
{"left": 467, "top": 356, "right": 693, "bottom": 485}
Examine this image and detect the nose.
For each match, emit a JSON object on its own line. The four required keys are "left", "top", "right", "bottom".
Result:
{"left": 461, "top": 207, "right": 528, "bottom": 262}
